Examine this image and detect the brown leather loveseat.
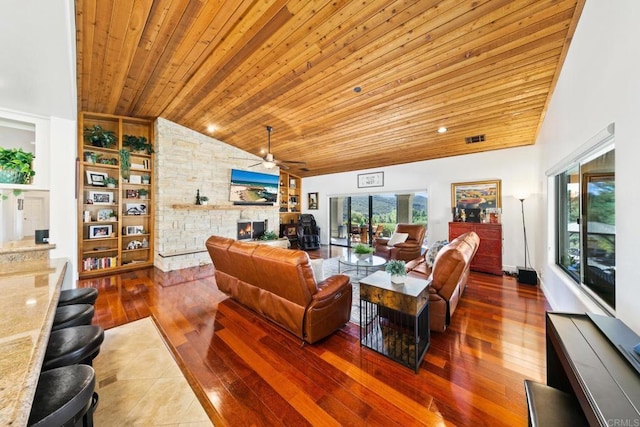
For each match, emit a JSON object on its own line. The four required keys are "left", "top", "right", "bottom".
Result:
{"left": 206, "top": 236, "right": 352, "bottom": 344}
{"left": 406, "top": 231, "right": 479, "bottom": 332}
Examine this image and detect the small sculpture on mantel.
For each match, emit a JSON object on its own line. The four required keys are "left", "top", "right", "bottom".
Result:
{"left": 195, "top": 189, "right": 201, "bottom": 205}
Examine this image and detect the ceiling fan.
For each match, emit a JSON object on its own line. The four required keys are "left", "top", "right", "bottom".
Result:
{"left": 249, "top": 125, "right": 306, "bottom": 170}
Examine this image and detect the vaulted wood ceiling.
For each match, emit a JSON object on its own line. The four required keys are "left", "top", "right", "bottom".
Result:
{"left": 76, "top": 0, "right": 584, "bottom": 177}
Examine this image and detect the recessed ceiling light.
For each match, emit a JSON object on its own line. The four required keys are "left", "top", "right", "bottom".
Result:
{"left": 353, "top": 86, "right": 362, "bottom": 93}
{"left": 207, "top": 125, "right": 216, "bottom": 133}
{"left": 437, "top": 127, "right": 448, "bottom": 133}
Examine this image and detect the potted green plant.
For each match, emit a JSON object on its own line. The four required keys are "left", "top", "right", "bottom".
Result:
{"left": 0, "top": 147, "right": 35, "bottom": 184}
{"left": 200, "top": 195, "right": 209, "bottom": 205}
{"left": 353, "top": 243, "right": 374, "bottom": 260}
{"left": 119, "top": 149, "right": 131, "bottom": 180}
{"left": 83, "top": 125, "right": 117, "bottom": 148}
{"left": 141, "top": 174, "right": 150, "bottom": 184}
{"left": 137, "top": 188, "right": 149, "bottom": 199}
{"left": 104, "top": 176, "right": 117, "bottom": 188}
{"left": 259, "top": 231, "right": 279, "bottom": 241}
{"left": 123, "top": 135, "right": 154, "bottom": 154}
{"left": 385, "top": 260, "right": 407, "bottom": 284}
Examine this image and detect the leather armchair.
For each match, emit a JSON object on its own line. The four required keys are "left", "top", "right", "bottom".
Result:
{"left": 374, "top": 223, "right": 426, "bottom": 261}
{"left": 297, "top": 214, "right": 321, "bottom": 250}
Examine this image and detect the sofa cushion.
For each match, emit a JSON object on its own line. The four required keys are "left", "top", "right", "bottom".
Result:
{"left": 387, "top": 232, "right": 409, "bottom": 246}
{"left": 309, "top": 258, "right": 324, "bottom": 283}
{"left": 425, "top": 240, "right": 448, "bottom": 267}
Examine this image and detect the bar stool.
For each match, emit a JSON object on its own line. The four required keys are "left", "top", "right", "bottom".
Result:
{"left": 58, "top": 288, "right": 98, "bottom": 306}
{"left": 524, "top": 380, "right": 587, "bottom": 427}
{"left": 43, "top": 325, "right": 104, "bottom": 371}
{"left": 28, "top": 365, "right": 96, "bottom": 427}
{"left": 52, "top": 304, "right": 95, "bottom": 331}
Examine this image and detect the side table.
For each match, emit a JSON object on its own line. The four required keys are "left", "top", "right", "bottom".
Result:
{"left": 359, "top": 271, "right": 430, "bottom": 372}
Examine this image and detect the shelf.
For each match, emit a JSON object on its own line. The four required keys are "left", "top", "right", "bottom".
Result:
{"left": 78, "top": 111, "right": 154, "bottom": 278}
{"left": 123, "top": 248, "right": 150, "bottom": 253}
{"left": 83, "top": 162, "right": 118, "bottom": 170}
{"left": 171, "top": 203, "right": 275, "bottom": 210}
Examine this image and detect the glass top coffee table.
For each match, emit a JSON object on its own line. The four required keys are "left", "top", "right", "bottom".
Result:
{"left": 338, "top": 253, "right": 386, "bottom": 276}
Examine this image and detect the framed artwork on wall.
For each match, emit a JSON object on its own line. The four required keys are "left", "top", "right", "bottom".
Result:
{"left": 308, "top": 192, "right": 318, "bottom": 210}
{"left": 451, "top": 179, "right": 502, "bottom": 209}
{"left": 357, "top": 171, "right": 384, "bottom": 188}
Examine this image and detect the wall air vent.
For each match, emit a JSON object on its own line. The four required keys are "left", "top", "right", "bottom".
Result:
{"left": 465, "top": 134, "right": 486, "bottom": 144}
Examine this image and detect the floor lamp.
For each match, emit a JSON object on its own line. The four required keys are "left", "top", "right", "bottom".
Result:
{"left": 517, "top": 196, "right": 538, "bottom": 285}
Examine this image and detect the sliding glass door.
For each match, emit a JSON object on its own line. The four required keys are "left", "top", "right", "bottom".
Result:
{"left": 329, "top": 191, "right": 427, "bottom": 248}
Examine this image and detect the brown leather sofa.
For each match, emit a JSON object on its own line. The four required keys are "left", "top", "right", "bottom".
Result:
{"left": 373, "top": 223, "right": 426, "bottom": 261}
{"left": 205, "top": 236, "right": 352, "bottom": 344}
{"left": 406, "top": 231, "right": 479, "bottom": 332}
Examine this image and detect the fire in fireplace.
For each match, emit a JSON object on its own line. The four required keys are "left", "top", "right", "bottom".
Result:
{"left": 237, "top": 221, "right": 266, "bottom": 240}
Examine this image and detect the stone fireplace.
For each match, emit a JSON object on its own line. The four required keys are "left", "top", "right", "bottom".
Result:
{"left": 153, "top": 117, "right": 280, "bottom": 275}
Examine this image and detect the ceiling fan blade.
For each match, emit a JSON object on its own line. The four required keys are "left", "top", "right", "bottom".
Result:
{"left": 277, "top": 162, "right": 290, "bottom": 170}
{"left": 278, "top": 159, "right": 306, "bottom": 165}
{"left": 248, "top": 162, "right": 262, "bottom": 168}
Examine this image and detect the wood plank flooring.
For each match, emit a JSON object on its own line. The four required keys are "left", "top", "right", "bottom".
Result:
{"left": 78, "top": 247, "right": 550, "bottom": 426}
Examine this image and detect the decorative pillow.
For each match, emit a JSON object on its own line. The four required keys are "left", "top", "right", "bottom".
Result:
{"left": 425, "top": 240, "right": 449, "bottom": 267}
{"left": 387, "top": 232, "right": 409, "bottom": 246}
{"left": 309, "top": 258, "right": 324, "bottom": 283}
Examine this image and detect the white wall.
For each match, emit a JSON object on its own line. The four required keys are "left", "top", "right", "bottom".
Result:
{"left": 303, "top": 145, "right": 541, "bottom": 272}
{"left": 49, "top": 117, "right": 77, "bottom": 275}
{"left": 536, "top": 0, "right": 640, "bottom": 333}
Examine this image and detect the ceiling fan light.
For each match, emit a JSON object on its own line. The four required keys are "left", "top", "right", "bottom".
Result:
{"left": 263, "top": 161, "right": 276, "bottom": 169}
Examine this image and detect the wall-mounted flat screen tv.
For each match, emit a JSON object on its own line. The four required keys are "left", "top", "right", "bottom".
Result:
{"left": 229, "top": 168, "right": 279, "bottom": 205}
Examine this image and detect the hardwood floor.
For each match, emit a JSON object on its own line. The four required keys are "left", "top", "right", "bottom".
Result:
{"left": 79, "top": 246, "right": 550, "bottom": 426}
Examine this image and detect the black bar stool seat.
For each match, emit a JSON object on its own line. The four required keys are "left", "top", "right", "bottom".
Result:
{"left": 524, "top": 380, "right": 587, "bottom": 427}
{"left": 52, "top": 304, "right": 95, "bottom": 331}
{"left": 58, "top": 288, "right": 98, "bottom": 306}
{"left": 28, "top": 365, "right": 95, "bottom": 427}
{"left": 43, "top": 325, "right": 104, "bottom": 371}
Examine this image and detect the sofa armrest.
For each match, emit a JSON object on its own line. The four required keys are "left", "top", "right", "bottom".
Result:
{"left": 312, "top": 274, "right": 351, "bottom": 308}
{"left": 374, "top": 237, "right": 390, "bottom": 247}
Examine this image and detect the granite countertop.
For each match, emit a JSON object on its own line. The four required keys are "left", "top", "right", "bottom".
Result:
{"left": 0, "top": 239, "right": 56, "bottom": 255}
{"left": 0, "top": 258, "right": 68, "bottom": 426}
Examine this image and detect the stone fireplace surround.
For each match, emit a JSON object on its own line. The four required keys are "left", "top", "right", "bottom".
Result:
{"left": 152, "top": 118, "right": 280, "bottom": 286}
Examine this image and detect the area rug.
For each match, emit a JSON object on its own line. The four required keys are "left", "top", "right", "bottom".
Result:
{"left": 92, "top": 317, "right": 211, "bottom": 426}
{"left": 321, "top": 257, "right": 385, "bottom": 325}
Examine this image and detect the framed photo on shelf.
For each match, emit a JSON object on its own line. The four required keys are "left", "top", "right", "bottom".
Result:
{"left": 125, "top": 203, "right": 147, "bottom": 215}
{"left": 451, "top": 179, "right": 502, "bottom": 209}
{"left": 89, "top": 191, "right": 114, "bottom": 205}
{"left": 86, "top": 171, "right": 108, "bottom": 186}
{"left": 357, "top": 171, "right": 384, "bottom": 188}
{"left": 125, "top": 225, "right": 144, "bottom": 235}
{"left": 88, "top": 224, "right": 112, "bottom": 239}
{"left": 308, "top": 192, "right": 318, "bottom": 210}
{"left": 125, "top": 189, "right": 138, "bottom": 198}
{"left": 281, "top": 224, "right": 297, "bottom": 237}
{"left": 97, "top": 209, "right": 114, "bottom": 221}
{"left": 129, "top": 175, "right": 142, "bottom": 184}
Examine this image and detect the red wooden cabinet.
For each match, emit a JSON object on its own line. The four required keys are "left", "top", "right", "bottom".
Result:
{"left": 449, "top": 222, "right": 503, "bottom": 275}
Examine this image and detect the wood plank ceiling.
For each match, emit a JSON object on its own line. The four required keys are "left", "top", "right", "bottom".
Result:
{"left": 76, "top": 0, "right": 584, "bottom": 177}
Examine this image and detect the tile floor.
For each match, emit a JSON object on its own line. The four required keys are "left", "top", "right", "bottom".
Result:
{"left": 92, "top": 317, "right": 212, "bottom": 426}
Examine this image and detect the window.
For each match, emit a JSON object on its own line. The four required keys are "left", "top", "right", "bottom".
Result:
{"left": 329, "top": 191, "right": 427, "bottom": 248}
{"left": 555, "top": 139, "right": 615, "bottom": 311}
